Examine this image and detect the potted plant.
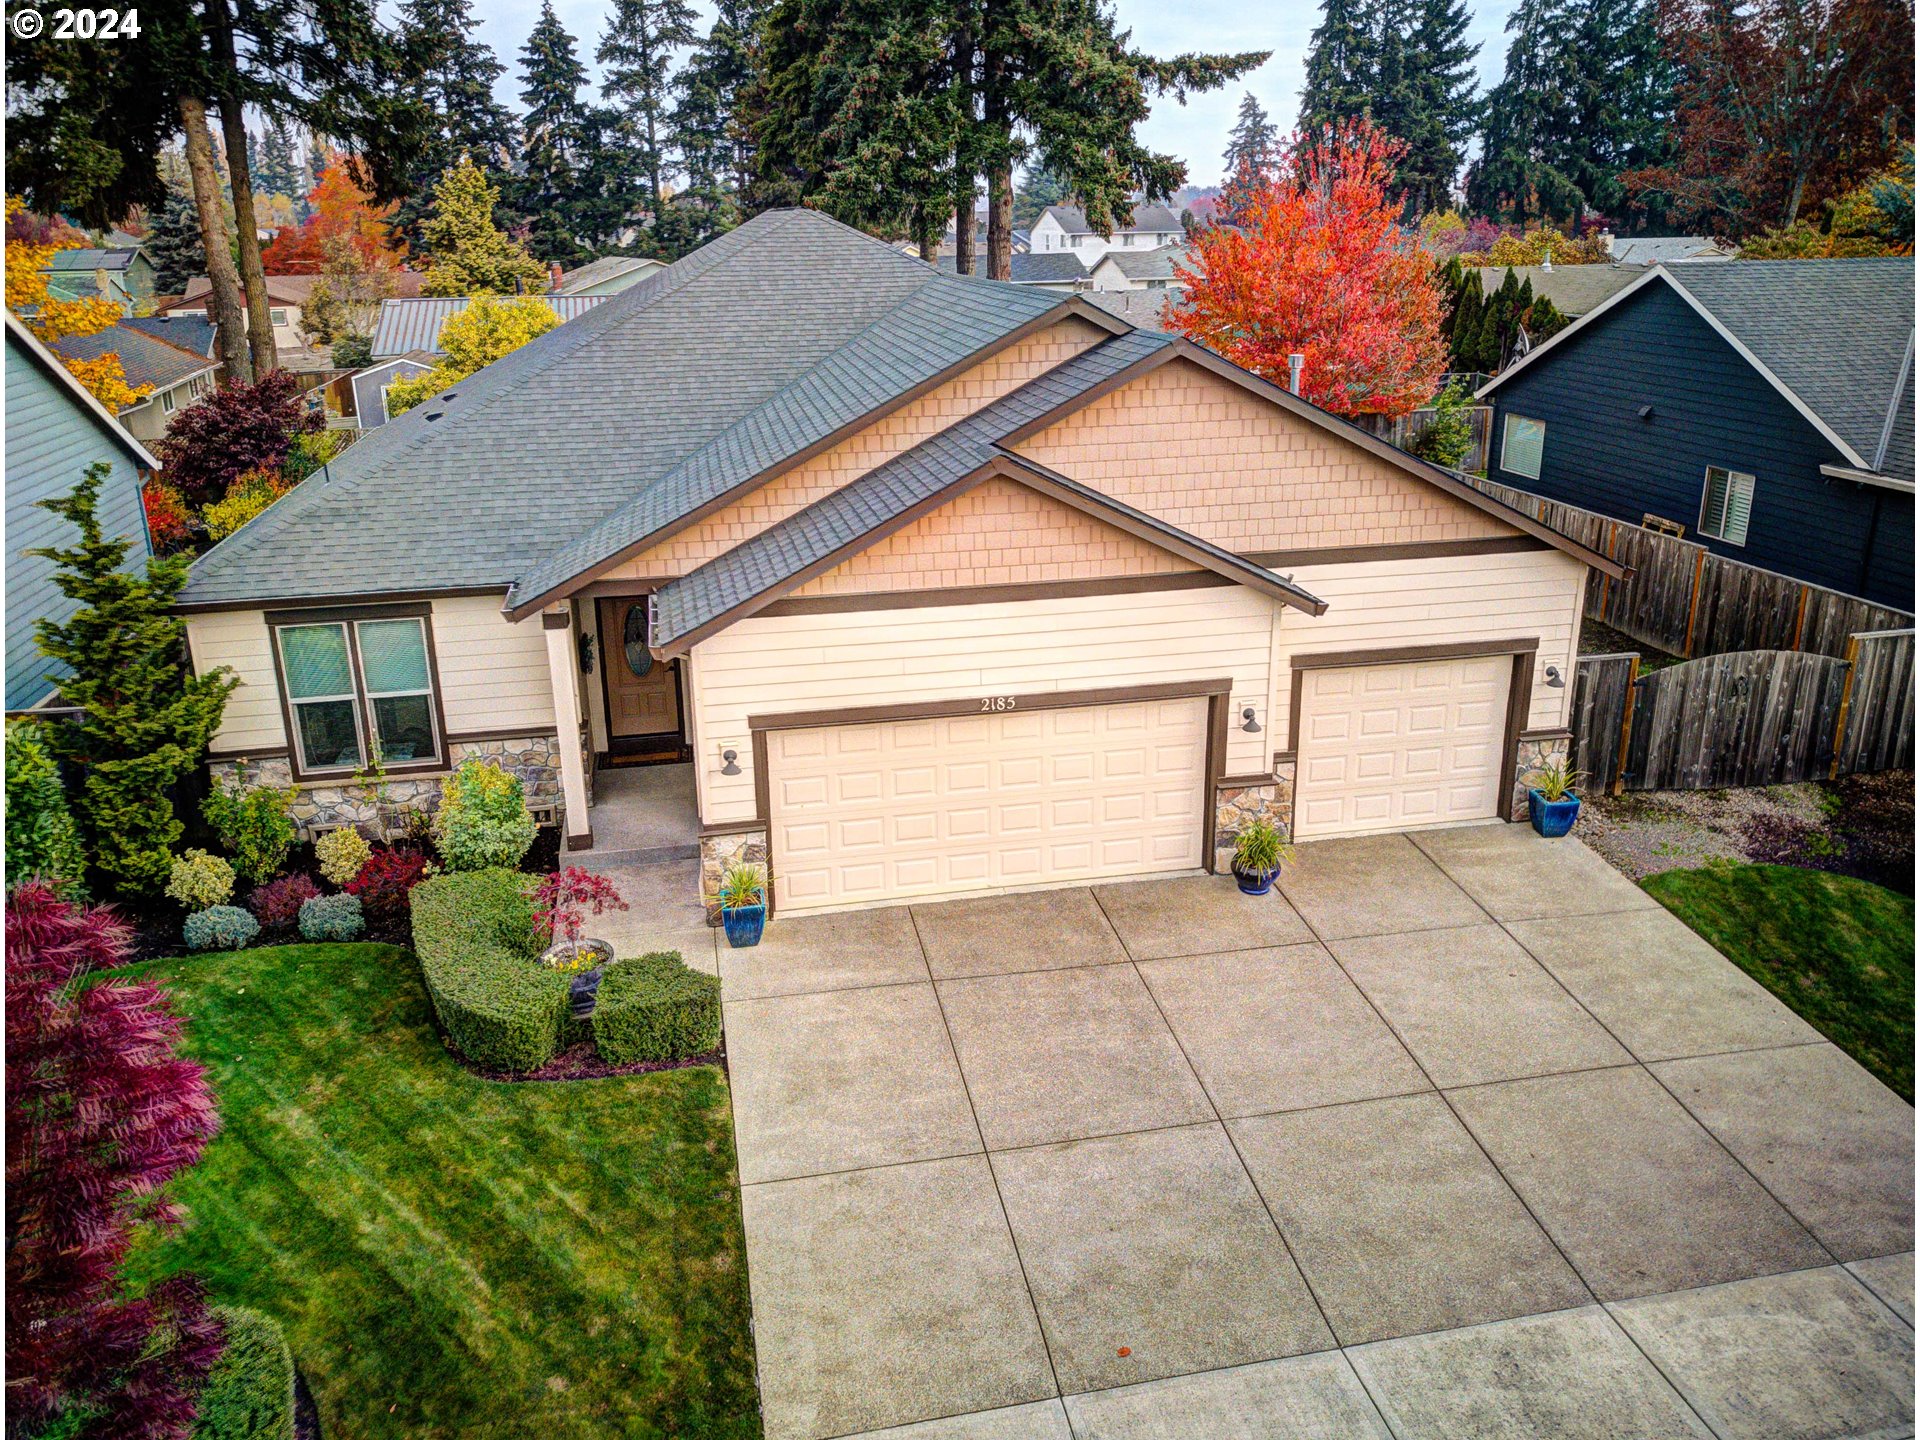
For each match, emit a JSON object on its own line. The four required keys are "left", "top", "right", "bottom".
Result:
{"left": 715, "top": 861, "right": 767, "bottom": 949}
{"left": 534, "top": 866, "right": 628, "bottom": 975}
{"left": 1525, "top": 757, "right": 1586, "bottom": 838}
{"left": 1230, "top": 815, "right": 1292, "bottom": 896}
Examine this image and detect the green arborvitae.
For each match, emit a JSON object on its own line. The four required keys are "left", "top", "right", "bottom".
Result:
{"left": 394, "top": 0, "right": 517, "bottom": 247}
{"left": 1299, "top": 0, "right": 1378, "bottom": 134}
{"left": 598, "top": 0, "right": 701, "bottom": 245}
{"left": 29, "top": 466, "right": 237, "bottom": 898}
{"left": 515, "top": 0, "right": 596, "bottom": 266}
{"left": 420, "top": 158, "right": 548, "bottom": 294}
{"left": 1012, "top": 162, "right": 1070, "bottom": 228}
{"left": 147, "top": 186, "right": 208, "bottom": 295}
{"left": 1223, "top": 93, "right": 1279, "bottom": 179}
{"left": 5, "top": 719, "right": 86, "bottom": 896}
{"left": 672, "top": 0, "right": 766, "bottom": 237}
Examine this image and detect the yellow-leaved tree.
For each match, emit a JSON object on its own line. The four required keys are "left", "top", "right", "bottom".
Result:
{"left": 384, "top": 295, "right": 560, "bottom": 416}
{"left": 5, "top": 197, "right": 150, "bottom": 411}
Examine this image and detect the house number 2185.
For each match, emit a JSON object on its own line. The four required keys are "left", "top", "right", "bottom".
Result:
{"left": 979, "top": 696, "right": 1017, "bottom": 712}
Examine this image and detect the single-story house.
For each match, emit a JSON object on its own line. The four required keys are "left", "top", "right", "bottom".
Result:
{"left": 368, "top": 295, "right": 609, "bottom": 360}
{"left": 176, "top": 208, "right": 1620, "bottom": 916}
{"left": 1089, "top": 244, "right": 1190, "bottom": 293}
{"left": 1030, "top": 205, "right": 1183, "bottom": 261}
{"left": 41, "top": 245, "right": 157, "bottom": 314}
{"left": 7, "top": 313, "right": 157, "bottom": 711}
{"left": 551, "top": 255, "right": 668, "bottom": 296}
{"left": 1479, "top": 259, "right": 1914, "bottom": 611}
{"left": 46, "top": 320, "right": 221, "bottom": 442}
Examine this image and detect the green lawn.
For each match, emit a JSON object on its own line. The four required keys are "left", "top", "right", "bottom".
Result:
{"left": 1644, "top": 864, "right": 1914, "bottom": 1100}
{"left": 120, "top": 944, "right": 761, "bottom": 1440}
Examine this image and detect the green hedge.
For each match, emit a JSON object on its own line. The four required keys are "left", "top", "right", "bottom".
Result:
{"left": 192, "top": 1306, "right": 294, "bottom": 1440}
{"left": 591, "top": 953, "right": 721, "bottom": 1065}
{"left": 411, "top": 868, "right": 570, "bottom": 1072}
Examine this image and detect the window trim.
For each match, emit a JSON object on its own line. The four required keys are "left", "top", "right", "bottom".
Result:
{"left": 161, "top": 390, "right": 177, "bottom": 413}
{"left": 1499, "top": 412, "right": 1547, "bottom": 481}
{"left": 269, "top": 308, "right": 289, "bottom": 327}
{"left": 1697, "top": 465, "right": 1756, "bottom": 546}
{"left": 264, "top": 601, "right": 448, "bottom": 781}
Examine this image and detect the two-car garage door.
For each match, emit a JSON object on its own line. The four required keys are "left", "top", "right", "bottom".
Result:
{"left": 768, "top": 698, "right": 1209, "bottom": 914}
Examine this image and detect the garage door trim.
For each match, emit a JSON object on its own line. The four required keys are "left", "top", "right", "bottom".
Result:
{"left": 1282, "top": 638, "right": 1538, "bottom": 834}
{"left": 748, "top": 678, "right": 1234, "bottom": 915}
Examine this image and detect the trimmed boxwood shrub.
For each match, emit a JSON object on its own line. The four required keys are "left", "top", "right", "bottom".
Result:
{"left": 411, "top": 867, "right": 570, "bottom": 1072}
{"left": 298, "top": 892, "right": 365, "bottom": 941}
{"left": 192, "top": 1305, "right": 295, "bottom": 1440}
{"left": 185, "top": 905, "right": 261, "bottom": 952}
{"left": 591, "top": 953, "right": 721, "bottom": 1064}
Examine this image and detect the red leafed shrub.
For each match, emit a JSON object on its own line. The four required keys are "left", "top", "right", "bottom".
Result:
{"left": 533, "top": 866, "right": 628, "bottom": 958}
{"left": 346, "top": 847, "right": 430, "bottom": 916}
{"left": 141, "top": 478, "right": 196, "bottom": 553}
{"left": 6, "top": 881, "right": 224, "bottom": 1438}
{"left": 152, "top": 369, "right": 320, "bottom": 506}
{"left": 249, "top": 871, "right": 323, "bottom": 928}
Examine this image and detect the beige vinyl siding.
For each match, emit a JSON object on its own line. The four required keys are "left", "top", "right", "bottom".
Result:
{"left": 428, "top": 594, "right": 555, "bottom": 736}
{"left": 687, "top": 585, "right": 1281, "bottom": 824}
{"left": 190, "top": 594, "right": 554, "bottom": 754}
{"left": 1276, "top": 548, "right": 1585, "bottom": 747}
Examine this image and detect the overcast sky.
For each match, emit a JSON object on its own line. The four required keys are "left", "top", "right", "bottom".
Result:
{"left": 460, "top": 0, "right": 1522, "bottom": 189}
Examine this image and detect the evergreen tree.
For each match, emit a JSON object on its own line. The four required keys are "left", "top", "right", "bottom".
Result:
{"left": 28, "top": 467, "right": 238, "bottom": 898}
{"left": 1012, "top": 163, "right": 1071, "bottom": 228}
{"left": 1223, "top": 93, "right": 1279, "bottom": 179}
{"left": 1399, "top": 0, "right": 1480, "bottom": 212}
{"left": 1299, "top": 0, "right": 1378, "bottom": 134}
{"left": 250, "top": 119, "right": 304, "bottom": 201}
{"left": 599, "top": 0, "right": 701, "bottom": 245}
{"left": 146, "top": 187, "right": 207, "bottom": 296}
{"left": 394, "top": 0, "right": 518, "bottom": 246}
{"left": 673, "top": 0, "right": 766, "bottom": 231}
{"left": 515, "top": 0, "right": 596, "bottom": 266}
{"left": 419, "top": 157, "right": 548, "bottom": 294}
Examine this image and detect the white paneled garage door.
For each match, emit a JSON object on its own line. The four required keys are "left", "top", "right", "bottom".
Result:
{"left": 767, "top": 697, "right": 1209, "bottom": 913}
{"left": 1292, "top": 655, "right": 1511, "bottom": 840}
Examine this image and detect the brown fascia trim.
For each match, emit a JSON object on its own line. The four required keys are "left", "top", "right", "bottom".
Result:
{"left": 502, "top": 300, "right": 1122, "bottom": 622}
{"left": 1517, "top": 726, "right": 1574, "bottom": 742}
{"left": 747, "top": 676, "right": 1233, "bottom": 732}
{"left": 1247, "top": 536, "right": 1547, "bottom": 568}
{"left": 996, "top": 339, "right": 1629, "bottom": 581}
{"left": 1216, "top": 772, "right": 1278, "bottom": 788}
{"left": 263, "top": 600, "right": 432, "bottom": 626}
{"left": 177, "top": 585, "right": 509, "bottom": 617}
{"left": 1290, "top": 636, "right": 1541, "bottom": 670}
{"left": 698, "top": 818, "right": 768, "bottom": 838}
{"left": 541, "top": 609, "right": 571, "bottom": 629}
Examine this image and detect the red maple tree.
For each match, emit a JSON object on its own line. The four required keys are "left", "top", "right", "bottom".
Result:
{"left": 534, "top": 867, "right": 629, "bottom": 962}
{"left": 6, "top": 882, "right": 224, "bottom": 1438}
{"left": 260, "top": 152, "right": 406, "bottom": 274}
{"left": 1171, "top": 119, "right": 1448, "bottom": 417}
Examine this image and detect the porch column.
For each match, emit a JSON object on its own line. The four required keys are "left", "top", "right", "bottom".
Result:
{"left": 543, "top": 604, "right": 592, "bottom": 850}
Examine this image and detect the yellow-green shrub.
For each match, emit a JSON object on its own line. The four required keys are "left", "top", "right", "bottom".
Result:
{"left": 166, "top": 848, "right": 235, "bottom": 909}
{"left": 315, "top": 826, "right": 372, "bottom": 887}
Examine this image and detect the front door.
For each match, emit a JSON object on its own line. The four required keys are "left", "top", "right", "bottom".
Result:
{"left": 598, "top": 597, "right": 684, "bottom": 749}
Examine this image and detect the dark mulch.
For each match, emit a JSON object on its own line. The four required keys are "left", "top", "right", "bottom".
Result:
{"left": 462, "top": 1038, "right": 727, "bottom": 1084}
{"left": 294, "top": 1369, "right": 323, "bottom": 1440}
{"left": 1740, "top": 770, "right": 1914, "bottom": 896}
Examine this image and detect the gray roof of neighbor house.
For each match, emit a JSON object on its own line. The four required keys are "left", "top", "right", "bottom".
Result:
{"left": 556, "top": 256, "right": 663, "bottom": 293}
{"left": 1607, "top": 236, "right": 1733, "bottom": 265}
{"left": 163, "top": 271, "right": 430, "bottom": 312}
{"left": 649, "top": 330, "right": 1328, "bottom": 648}
{"left": 46, "top": 321, "right": 216, "bottom": 395}
{"left": 44, "top": 247, "right": 143, "bottom": 272}
{"left": 123, "top": 313, "right": 219, "bottom": 359}
{"left": 369, "top": 294, "right": 610, "bottom": 358}
{"left": 179, "top": 209, "right": 1077, "bottom": 610}
{"left": 1470, "top": 264, "right": 1647, "bottom": 318}
{"left": 1096, "top": 245, "right": 1191, "bottom": 282}
{"left": 1040, "top": 205, "right": 1183, "bottom": 236}
{"left": 934, "top": 251, "right": 1089, "bottom": 285}
{"left": 1080, "top": 289, "right": 1175, "bottom": 331}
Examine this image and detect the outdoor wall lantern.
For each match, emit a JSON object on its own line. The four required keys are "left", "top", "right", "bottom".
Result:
{"left": 577, "top": 630, "right": 596, "bottom": 675}
{"left": 720, "top": 748, "right": 742, "bottom": 776}
{"left": 1544, "top": 665, "right": 1565, "bottom": 688}
{"left": 1241, "top": 706, "right": 1262, "bottom": 733}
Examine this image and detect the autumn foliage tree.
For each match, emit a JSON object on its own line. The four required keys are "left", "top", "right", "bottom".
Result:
{"left": 1172, "top": 120, "right": 1447, "bottom": 416}
{"left": 384, "top": 294, "right": 560, "bottom": 413}
{"left": 4, "top": 197, "right": 149, "bottom": 411}
{"left": 7, "top": 882, "right": 224, "bottom": 1437}
{"left": 153, "top": 370, "right": 322, "bottom": 507}
{"left": 260, "top": 154, "right": 408, "bottom": 273}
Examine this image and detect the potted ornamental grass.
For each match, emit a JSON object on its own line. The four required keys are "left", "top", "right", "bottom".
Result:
{"left": 1230, "top": 815, "right": 1292, "bottom": 896}
{"left": 1525, "top": 757, "right": 1586, "bottom": 838}
{"left": 715, "top": 861, "right": 767, "bottom": 949}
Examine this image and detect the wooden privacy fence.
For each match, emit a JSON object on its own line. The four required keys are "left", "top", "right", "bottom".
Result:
{"left": 1464, "top": 475, "right": 1912, "bottom": 660}
{"left": 1356, "top": 406, "right": 1495, "bottom": 475}
{"left": 1570, "top": 630, "right": 1916, "bottom": 792}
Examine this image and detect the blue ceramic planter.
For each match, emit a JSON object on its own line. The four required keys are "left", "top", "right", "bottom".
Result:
{"left": 1232, "top": 864, "right": 1279, "bottom": 896}
{"left": 721, "top": 901, "right": 766, "bottom": 948}
{"left": 1528, "top": 788, "right": 1582, "bottom": 838}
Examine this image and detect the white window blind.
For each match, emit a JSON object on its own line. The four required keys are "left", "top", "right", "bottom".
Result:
{"left": 1699, "top": 466, "right": 1755, "bottom": 545}
{"left": 1500, "top": 414, "right": 1546, "bottom": 480}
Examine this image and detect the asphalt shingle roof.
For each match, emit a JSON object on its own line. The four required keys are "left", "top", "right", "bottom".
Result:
{"left": 123, "top": 313, "right": 218, "bottom": 359}
{"left": 556, "top": 256, "right": 661, "bottom": 293}
{"left": 1663, "top": 259, "right": 1916, "bottom": 476}
{"left": 1096, "top": 245, "right": 1190, "bottom": 281}
{"left": 1470, "top": 264, "right": 1648, "bottom": 318}
{"left": 934, "top": 252, "right": 1090, "bottom": 285}
{"left": 180, "top": 209, "right": 1072, "bottom": 609}
{"left": 48, "top": 321, "right": 214, "bottom": 393}
{"left": 1040, "top": 205, "right": 1183, "bottom": 237}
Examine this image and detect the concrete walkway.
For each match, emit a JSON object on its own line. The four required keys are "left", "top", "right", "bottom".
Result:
{"left": 718, "top": 827, "right": 1915, "bottom": 1440}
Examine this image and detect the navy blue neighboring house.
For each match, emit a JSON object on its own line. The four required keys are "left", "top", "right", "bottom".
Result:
{"left": 1478, "top": 259, "right": 1914, "bottom": 612}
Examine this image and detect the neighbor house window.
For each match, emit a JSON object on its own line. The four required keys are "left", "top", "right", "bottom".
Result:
{"left": 270, "top": 308, "right": 289, "bottom": 327}
{"left": 1500, "top": 414, "right": 1547, "bottom": 480}
{"left": 1698, "top": 466, "right": 1755, "bottom": 545}
{"left": 161, "top": 390, "right": 177, "bottom": 413}
{"left": 272, "top": 609, "right": 442, "bottom": 775}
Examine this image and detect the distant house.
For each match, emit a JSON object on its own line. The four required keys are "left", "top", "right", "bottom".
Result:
{"left": 551, "top": 256, "right": 668, "bottom": 296}
{"left": 40, "top": 246, "right": 157, "bottom": 315}
{"left": 1469, "top": 264, "right": 1649, "bottom": 322}
{"left": 1479, "top": 259, "right": 1914, "bottom": 610}
{"left": 1080, "top": 289, "right": 1176, "bottom": 332}
{"left": 347, "top": 353, "right": 437, "bottom": 429}
{"left": 1603, "top": 235, "right": 1736, "bottom": 265}
{"left": 368, "top": 295, "right": 610, "bottom": 360}
{"left": 1029, "top": 205, "right": 1183, "bottom": 261}
{"left": 934, "top": 251, "right": 1092, "bottom": 291}
{"left": 5, "top": 312, "right": 157, "bottom": 711}
{"left": 161, "top": 271, "right": 431, "bottom": 368}
{"left": 1089, "top": 245, "right": 1190, "bottom": 293}
{"left": 45, "top": 319, "right": 221, "bottom": 442}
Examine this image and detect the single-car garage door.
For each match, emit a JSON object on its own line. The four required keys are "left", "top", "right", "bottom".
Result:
{"left": 767, "top": 697, "right": 1209, "bottom": 913}
{"left": 1292, "top": 654, "right": 1511, "bottom": 839}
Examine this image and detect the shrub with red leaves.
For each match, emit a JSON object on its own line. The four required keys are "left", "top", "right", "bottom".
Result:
{"left": 141, "top": 479, "right": 196, "bottom": 553}
{"left": 533, "top": 866, "right": 628, "bottom": 957}
{"left": 249, "top": 872, "right": 323, "bottom": 929}
{"left": 6, "top": 882, "right": 224, "bottom": 1438}
{"left": 345, "top": 847, "right": 430, "bottom": 916}
{"left": 152, "top": 369, "right": 320, "bottom": 507}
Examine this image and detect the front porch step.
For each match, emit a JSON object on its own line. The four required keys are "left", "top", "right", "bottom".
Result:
{"left": 572, "top": 843, "right": 700, "bottom": 870}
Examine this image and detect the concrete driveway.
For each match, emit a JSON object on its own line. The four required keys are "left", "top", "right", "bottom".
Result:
{"left": 717, "top": 826, "right": 1915, "bottom": 1440}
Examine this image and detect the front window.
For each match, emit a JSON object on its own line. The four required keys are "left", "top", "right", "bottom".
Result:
{"left": 1698, "top": 466, "right": 1756, "bottom": 545}
{"left": 273, "top": 610, "right": 441, "bottom": 774}
{"left": 1500, "top": 413, "right": 1546, "bottom": 480}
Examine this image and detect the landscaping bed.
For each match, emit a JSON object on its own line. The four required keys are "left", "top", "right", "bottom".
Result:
{"left": 1643, "top": 864, "right": 1914, "bottom": 1100}
{"left": 119, "top": 943, "right": 761, "bottom": 1440}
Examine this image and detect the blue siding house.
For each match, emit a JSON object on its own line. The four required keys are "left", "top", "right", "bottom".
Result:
{"left": 6, "top": 312, "right": 157, "bottom": 710}
{"left": 1479, "top": 260, "right": 1914, "bottom": 611}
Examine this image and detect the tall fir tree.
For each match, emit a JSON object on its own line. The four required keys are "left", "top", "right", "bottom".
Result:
{"left": 673, "top": 0, "right": 766, "bottom": 232}
{"left": 515, "top": 0, "right": 596, "bottom": 266}
{"left": 1223, "top": 94, "right": 1279, "bottom": 178}
{"left": 599, "top": 0, "right": 701, "bottom": 247}
{"left": 1399, "top": 0, "right": 1480, "bottom": 212}
{"left": 394, "top": 0, "right": 518, "bottom": 247}
{"left": 249, "top": 119, "right": 304, "bottom": 202}
{"left": 1298, "top": 0, "right": 1378, "bottom": 134}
